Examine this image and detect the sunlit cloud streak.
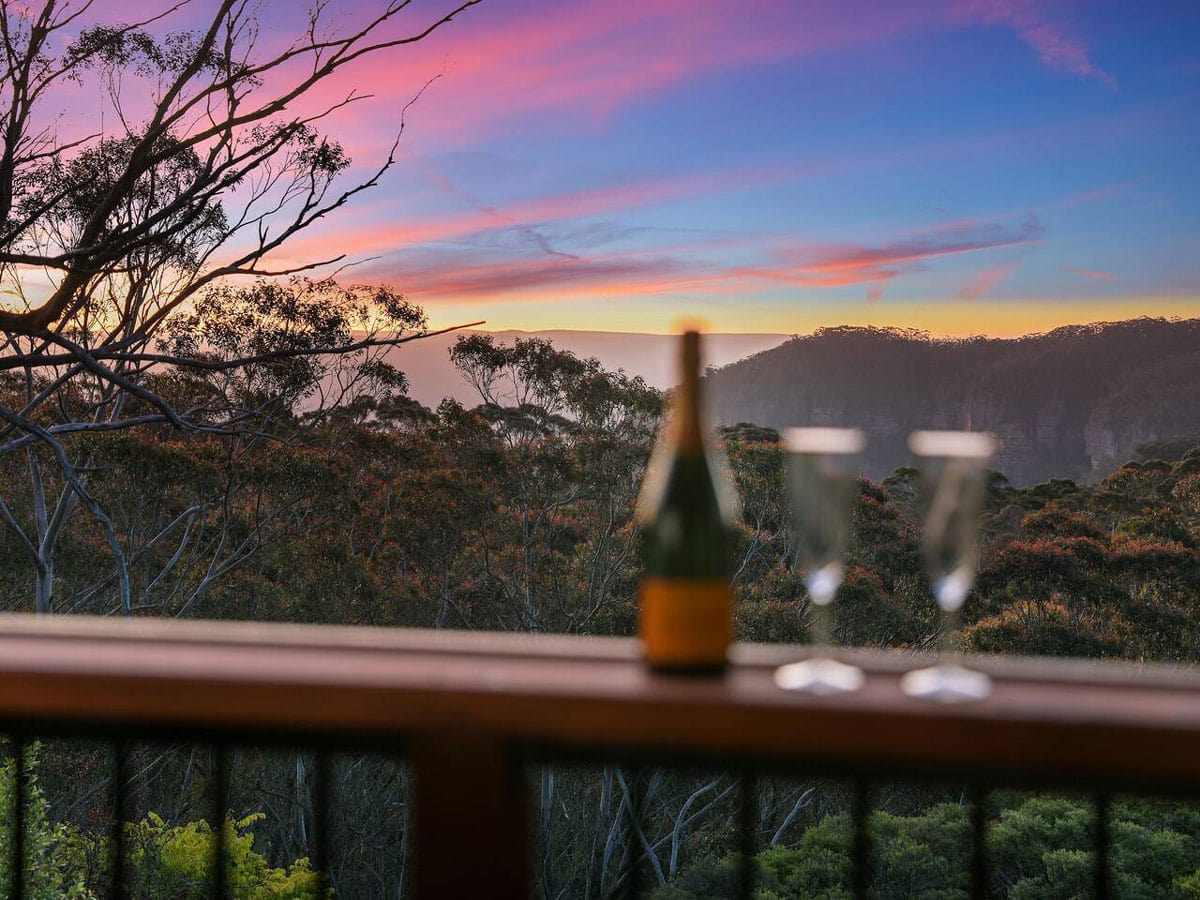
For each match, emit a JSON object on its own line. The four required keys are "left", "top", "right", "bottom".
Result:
{"left": 733, "top": 216, "right": 1043, "bottom": 293}
{"left": 371, "top": 214, "right": 1047, "bottom": 305}
{"left": 371, "top": 253, "right": 695, "bottom": 302}
{"left": 957, "top": 258, "right": 1023, "bottom": 300}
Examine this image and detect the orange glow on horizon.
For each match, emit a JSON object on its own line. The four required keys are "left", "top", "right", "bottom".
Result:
{"left": 422, "top": 297, "right": 1200, "bottom": 340}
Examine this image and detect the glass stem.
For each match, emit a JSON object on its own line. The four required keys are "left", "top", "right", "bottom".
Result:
{"left": 938, "top": 604, "right": 960, "bottom": 660}
{"left": 811, "top": 599, "right": 834, "bottom": 655}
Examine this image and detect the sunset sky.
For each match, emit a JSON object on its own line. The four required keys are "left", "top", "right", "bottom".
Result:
{"left": 129, "top": 1, "right": 1200, "bottom": 334}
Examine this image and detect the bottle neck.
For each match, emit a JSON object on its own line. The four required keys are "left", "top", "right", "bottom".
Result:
{"left": 672, "top": 332, "right": 705, "bottom": 456}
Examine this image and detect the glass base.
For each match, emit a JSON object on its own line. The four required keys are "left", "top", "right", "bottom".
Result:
{"left": 774, "top": 657, "right": 865, "bottom": 695}
{"left": 900, "top": 663, "right": 992, "bottom": 703}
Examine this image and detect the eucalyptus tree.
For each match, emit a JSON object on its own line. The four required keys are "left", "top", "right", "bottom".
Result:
{"left": 0, "top": 0, "right": 482, "bottom": 612}
{"left": 449, "top": 333, "right": 661, "bottom": 633}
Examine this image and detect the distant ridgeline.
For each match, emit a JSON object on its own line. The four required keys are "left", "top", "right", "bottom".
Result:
{"left": 704, "top": 318, "right": 1200, "bottom": 485}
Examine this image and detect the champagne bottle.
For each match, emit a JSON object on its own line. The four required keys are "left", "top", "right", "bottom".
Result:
{"left": 637, "top": 330, "right": 737, "bottom": 673}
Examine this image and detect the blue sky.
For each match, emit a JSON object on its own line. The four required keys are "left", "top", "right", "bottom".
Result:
{"left": 248, "top": 0, "right": 1200, "bottom": 334}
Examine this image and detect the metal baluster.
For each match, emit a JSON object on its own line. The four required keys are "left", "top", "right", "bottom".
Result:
{"left": 624, "top": 768, "right": 642, "bottom": 900}
{"left": 211, "top": 745, "right": 229, "bottom": 900}
{"left": 312, "top": 752, "right": 332, "bottom": 899}
{"left": 737, "top": 771, "right": 757, "bottom": 900}
{"left": 11, "top": 734, "right": 26, "bottom": 900}
{"left": 851, "top": 780, "right": 871, "bottom": 900}
{"left": 110, "top": 741, "right": 129, "bottom": 900}
{"left": 1094, "top": 793, "right": 1111, "bottom": 900}
{"left": 969, "top": 786, "right": 989, "bottom": 899}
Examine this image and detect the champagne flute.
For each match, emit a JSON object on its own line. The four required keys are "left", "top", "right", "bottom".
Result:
{"left": 774, "top": 427, "right": 866, "bottom": 694}
{"left": 900, "top": 430, "right": 997, "bottom": 702}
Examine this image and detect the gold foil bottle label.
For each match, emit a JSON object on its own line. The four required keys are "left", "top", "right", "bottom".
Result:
{"left": 638, "top": 577, "right": 731, "bottom": 668}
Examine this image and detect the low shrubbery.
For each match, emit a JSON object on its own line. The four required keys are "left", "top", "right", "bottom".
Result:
{"left": 0, "top": 748, "right": 327, "bottom": 899}
{"left": 654, "top": 796, "right": 1200, "bottom": 900}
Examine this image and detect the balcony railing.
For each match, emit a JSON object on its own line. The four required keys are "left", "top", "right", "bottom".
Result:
{"left": 3, "top": 615, "right": 1200, "bottom": 898}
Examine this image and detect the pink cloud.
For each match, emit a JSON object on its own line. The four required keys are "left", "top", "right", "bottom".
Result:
{"left": 282, "top": 161, "right": 805, "bottom": 262}
{"left": 957, "top": 258, "right": 1022, "bottom": 300}
{"left": 362, "top": 236, "right": 772, "bottom": 303}
{"left": 958, "top": 0, "right": 1116, "bottom": 86}
{"left": 289, "top": 0, "right": 1118, "bottom": 164}
{"left": 366, "top": 214, "right": 1046, "bottom": 305}
{"left": 282, "top": 179, "right": 683, "bottom": 260}
{"left": 374, "top": 254, "right": 692, "bottom": 302}
{"left": 289, "top": 0, "right": 949, "bottom": 152}
{"left": 1066, "top": 267, "right": 1118, "bottom": 280}
{"left": 735, "top": 215, "right": 1043, "bottom": 289}
{"left": 25, "top": 1, "right": 1121, "bottom": 169}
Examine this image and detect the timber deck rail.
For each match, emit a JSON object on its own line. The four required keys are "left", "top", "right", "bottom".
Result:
{"left": 2, "top": 614, "right": 1200, "bottom": 898}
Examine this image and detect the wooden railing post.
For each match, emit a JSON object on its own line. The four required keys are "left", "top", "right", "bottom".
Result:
{"left": 409, "top": 732, "right": 531, "bottom": 900}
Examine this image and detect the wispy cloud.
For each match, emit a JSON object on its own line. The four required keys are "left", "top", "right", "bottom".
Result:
{"left": 1065, "top": 267, "right": 1118, "bottom": 281}
{"left": 736, "top": 215, "right": 1044, "bottom": 295}
{"left": 283, "top": 161, "right": 806, "bottom": 264}
{"left": 309, "top": 0, "right": 798, "bottom": 141}
{"left": 296, "top": 0, "right": 960, "bottom": 155}
{"left": 302, "top": 0, "right": 1118, "bottom": 161}
{"left": 958, "top": 258, "right": 1022, "bottom": 299}
{"left": 369, "top": 213, "right": 1046, "bottom": 305}
{"left": 959, "top": 0, "right": 1117, "bottom": 86}
{"left": 284, "top": 176, "right": 695, "bottom": 260}
{"left": 371, "top": 252, "right": 690, "bottom": 301}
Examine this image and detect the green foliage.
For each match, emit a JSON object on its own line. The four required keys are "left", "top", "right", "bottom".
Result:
{"left": 657, "top": 796, "right": 1200, "bottom": 900}
{"left": 967, "top": 598, "right": 1129, "bottom": 658}
{"left": 1118, "top": 507, "right": 1196, "bottom": 546}
{"left": 118, "top": 812, "right": 327, "bottom": 899}
{"left": 3, "top": 308, "right": 1198, "bottom": 656}
{"left": 0, "top": 746, "right": 90, "bottom": 899}
{"left": 1, "top": 323, "right": 1198, "bottom": 898}
{"left": 966, "top": 445, "right": 1200, "bottom": 660}
{"left": 69, "top": 812, "right": 329, "bottom": 899}
{"left": 1019, "top": 504, "right": 1104, "bottom": 540}
{"left": 0, "top": 746, "right": 327, "bottom": 899}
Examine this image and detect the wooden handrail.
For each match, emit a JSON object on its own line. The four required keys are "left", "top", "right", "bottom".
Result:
{"left": 0, "top": 614, "right": 1198, "bottom": 785}
{"left": 4, "top": 614, "right": 1200, "bottom": 898}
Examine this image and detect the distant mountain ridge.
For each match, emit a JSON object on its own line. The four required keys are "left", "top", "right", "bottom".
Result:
{"left": 392, "top": 329, "right": 789, "bottom": 408}
{"left": 703, "top": 318, "right": 1200, "bottom": 485}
